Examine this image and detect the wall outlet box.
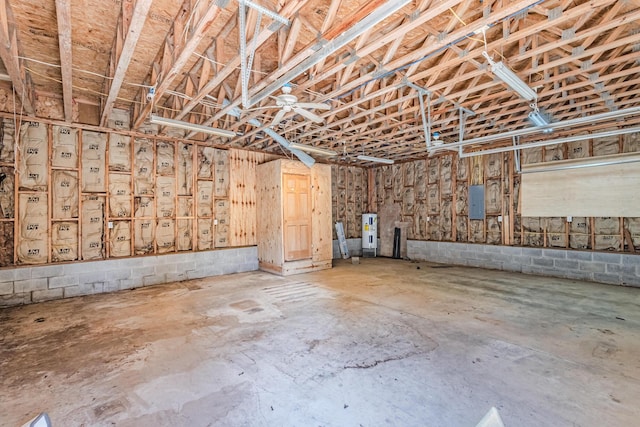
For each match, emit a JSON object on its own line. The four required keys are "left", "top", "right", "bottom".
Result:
{"left": 214, "top": 219, "right": 218, "bottom": 225}
{"left": 567, "top": 216, "right": 573, "bottom": 222}
{"left": 108, "top": 221, "right": 114, "bottom": 229}
{"left": 498, "top": 215, "right": 503, "bottom": 222}
{"left": 426, "top": 216, "right": 430, "bottom": 222}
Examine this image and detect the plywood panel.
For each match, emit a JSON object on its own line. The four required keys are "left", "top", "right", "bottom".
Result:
{"left": 522, "top": 153, "right": 640, "bottom": 217}
{"left": 229, "top": 149, "right": 257, "bottom": 247}
{"left": 311, "top": 163, "right": 332, "bottom": 263}
{"left": 257, "top": 160, "right": 283, "bottom": 267}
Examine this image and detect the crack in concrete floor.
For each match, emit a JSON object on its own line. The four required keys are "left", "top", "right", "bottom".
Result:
{"left": 1, "top": 258, "right": 640, "bottom": 426}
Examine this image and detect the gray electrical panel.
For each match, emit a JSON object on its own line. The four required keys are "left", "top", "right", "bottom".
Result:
{"left": 469, "top": 185, "right": 485, "bottom": 220}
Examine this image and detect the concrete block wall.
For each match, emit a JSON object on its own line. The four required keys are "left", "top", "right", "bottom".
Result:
{"left": 332, "top": 238, "right": 363, "bottom": 259}
{"left": 407, "top": 241, "right": 640, "bottom": 287}
{"left": 0, "top": 247, "right": 258, "bottom": 307}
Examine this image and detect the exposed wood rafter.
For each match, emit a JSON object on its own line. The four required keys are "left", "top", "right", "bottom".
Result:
{"left": 100, "top": 0, "right": 153, "bottom": 126}
{"left": 54, "top": 0, "right": 73, "bottom": 122}
{"left": 0, "top": 0, "right": 35, "bottom": 114}
{"left": 132, "top": 0, "right": 225, "bottom": 129}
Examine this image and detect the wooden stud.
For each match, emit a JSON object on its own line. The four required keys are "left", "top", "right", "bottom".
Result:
{"left": 54, "top": 0, "right": 73, "bottom": 122}
{"left": 47, "top": 124, "right": 52, "bottom": 263}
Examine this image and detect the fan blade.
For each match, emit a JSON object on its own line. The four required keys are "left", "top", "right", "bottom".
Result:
{"left": 295, "top": 102, "right": 331, "bottom": 110}
{"left": 245, "top": 105, "right": 280, "bottom": 112}
{"left": 293, "top": 107, "right": 324, "bottom": 123}
{"left": 271, "top": 109, "right": 288, "bottom": 126}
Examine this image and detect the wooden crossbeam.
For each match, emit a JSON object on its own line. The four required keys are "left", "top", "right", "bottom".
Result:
{"left": 132, "top": 0, "right": 225, "bottom": 129}
{"left": 172, "top": 0, "right": 309, "bottom": 128}
{"left": 0, "top": 0, "right": 35, "bottom": 114}
{"left": 55, "top": 0, "right": 73, "bottom": 122}
{"left": 100, "top": 0, "right": 153, "bottom": 127}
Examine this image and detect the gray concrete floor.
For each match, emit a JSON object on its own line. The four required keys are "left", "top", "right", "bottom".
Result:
{"left": 1, "top": 258, "right": 640, "bottom": 427}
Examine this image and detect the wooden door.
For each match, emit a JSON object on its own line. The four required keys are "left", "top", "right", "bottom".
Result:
{"left": 283, "top": 173, "right": 311, "bottom": 261}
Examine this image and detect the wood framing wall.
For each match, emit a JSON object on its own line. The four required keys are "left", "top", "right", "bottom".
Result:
{"left": 0, "top": 117, "right": 276, "bottom": 268}
{"left": 331, "top": 165, "right": 369, "bottom": 239}
{"left": 339, "top": 132, "right": 640, "bottom": 253}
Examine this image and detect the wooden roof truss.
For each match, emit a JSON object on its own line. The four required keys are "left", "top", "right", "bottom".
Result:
{"left": 1, "top": 0, "right": 639, "bottom": 164}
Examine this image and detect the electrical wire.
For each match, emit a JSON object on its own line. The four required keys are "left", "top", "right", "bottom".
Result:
{"left": 18, "top": 56, "right": 153, "bottom": 88}
{"left": 24, "top": 66, "right": 144, "bottom": 105}
{"left": 192, "top": 52, "right": 269, "bottom": 76}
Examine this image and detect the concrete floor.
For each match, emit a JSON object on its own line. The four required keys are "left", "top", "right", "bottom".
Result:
{"left": 1, "top": 258, "right": 640, "bottom": 427}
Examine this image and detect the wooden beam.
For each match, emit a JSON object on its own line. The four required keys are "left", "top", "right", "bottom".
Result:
{"left": 55, "top": 0, "right": 73, "bottom": 122}
{"left": 132, "top": 0, "right": 225, "bottom": 129}
{"left": 247, "top": 0, "right": 624, "bottom": 146}
{"left": 310, "top": 0, "right": 344, "bottom": 76}
{"left": 100, "top": 0, "right": 153, "bottom": 127}
{"left": 172, "top": 0, "right": 309, "bottom": 123}
{"left": 0, "top": 0, "right": 35, "bottom": 114}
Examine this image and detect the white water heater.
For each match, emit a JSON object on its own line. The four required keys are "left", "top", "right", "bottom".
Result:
{"left": 362, "top": 213, "right": 378, "bottom": 257}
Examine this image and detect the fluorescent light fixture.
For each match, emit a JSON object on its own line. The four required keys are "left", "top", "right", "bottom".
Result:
{"left": 491, "top": 61, "right": 537, "bottom": 101}
{"left": 528, "top": 109, "right": 553, "bottom": 133}
{"left": 483, "top": 52, "right": 536, "bottom": 101}
{"left": 149, "top": 114, "right": 236, "bottom": 138}
{"left": 357, "top": 155, "right": 394, "bottom": 164}
{"left": 288, "top": 142, "right": 337, "bottom": 156}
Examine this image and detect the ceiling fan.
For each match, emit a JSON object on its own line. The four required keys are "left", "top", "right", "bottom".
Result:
{"left": 259, "top": 83, "right": 331, "bottom": 127}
